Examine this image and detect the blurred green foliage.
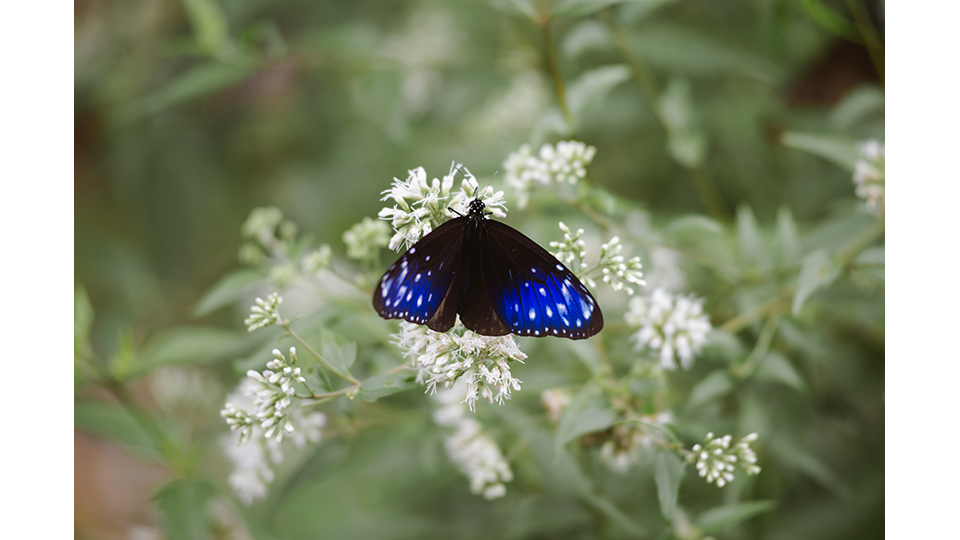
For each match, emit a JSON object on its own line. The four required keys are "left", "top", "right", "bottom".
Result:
{"left": 75, "top": 0, "right": 883, "bottom": 539}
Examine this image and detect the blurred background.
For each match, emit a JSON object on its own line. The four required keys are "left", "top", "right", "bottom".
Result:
{"left": 75, "top": 0, "right": 883, "bottom": 538}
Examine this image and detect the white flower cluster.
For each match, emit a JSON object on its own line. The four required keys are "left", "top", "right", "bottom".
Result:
{"left": 393, "top": 320, "right": 526, "bottom": 411}
{"left": 342, "top": 217, "right": 390, "bottom": 261}
{"left": 626, "top": 288, "right": 711, "bottom": 370}
{"left": 853, "top": 139, "right": 884, "bottom": 217}
{"left": 300, "top": 244, "right": 332, "bottom": 275}
{"left": 433, "top": 384, "right": 514, "bottom": 499}
{"left": 220, "top": 378, "right": 326, "bottom": 504}
{"left": 222, "top": 347, "right": 311, "bottom": 445}
{"left": 244, "top": 293, "right": 285, "bottom": 332}
{"left": 599, "top": 412, "right": 674, "bottom": 473}
{"left": 503, "top": 141, "right": 597, "bottom": 208}
{"left": 549, "top": 222, "right": 588, "bottom": 274}
{"left": 238, "top": 207, "right": 298, "bottom": 266}
{"left": 597, "top": 237, "right": 645, "bottom": 295}
{"left": 692, "top": 432, "right": 761, "bottom": 488}
{"left": 379, "top": 163, "right": 507, "bottom": 251}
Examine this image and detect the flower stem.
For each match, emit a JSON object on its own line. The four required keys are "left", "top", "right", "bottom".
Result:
{"left": 283, "top": 323, "right": 361, "bottom": 384}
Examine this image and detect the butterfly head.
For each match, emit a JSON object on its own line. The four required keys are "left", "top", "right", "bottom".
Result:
{"left": 468, "top": 198, "right": 486, "bottom": 218}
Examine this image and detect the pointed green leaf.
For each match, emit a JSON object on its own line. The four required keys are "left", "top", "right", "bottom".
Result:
{"left": 181, "top": 0, "right": 230, "bottom": 55}
{"left": 567, "top": 65, "right": 631, "bottom": 120}
{"left": 75, "top": 285, "right": 94, "bottom": 355}
{"left": 154, "top": 479, "right": 214, "bottom": 540}
{"left": 781, "top": 131, "right": 861, "bottom": 172}
{"left": 320, "top": 329, "right": 357, "bottom": 374}
{"left": 775, "top": 207, "right": 800, "bottom": 268}
{"left": 555, "top": 389, "right": 616, "bottom": 453}
{"left": 132, "top": 327, "right": 244, "bottom": 376}
{"left": 554, "top": 0, "right": 634, "bottom": 18}
{"left": 686, "top": 370, "right": 733, "bottom": 409}
{"left": 562, "top": 20, "right": 614, "bottom": 59}
{"left": 792, "top": 249, "right": 842, "bottom": 315}
{"left": 193, "top": 268, "right": 267, "bottom": 317}
{"left": 754, "top": 352, "right": 806, "bottom": 392}
{"left": 664, "top": 215, "right": 724, "bottom": 237}
{"left": 655, "top": 450, "right": 684, "bottom": 522}
{"left": 357, "top": 370, "right": 418, "bottom": 401}
{"left": 736, "top": 205, "right": 766, "bottom": 268}
{"left": 697, "top": 500, "right": 777, "bottom": 533}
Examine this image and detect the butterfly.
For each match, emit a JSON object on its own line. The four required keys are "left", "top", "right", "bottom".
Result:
{"left": 373, "top": 197, "right": 603, "bottom": 339}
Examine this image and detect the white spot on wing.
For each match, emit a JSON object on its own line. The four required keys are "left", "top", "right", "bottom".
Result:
{"left": 546, "top": 306, "right": 553, "bottom": 317}
{"left": 529, "top": 309, "right": 536, "bottom": 320}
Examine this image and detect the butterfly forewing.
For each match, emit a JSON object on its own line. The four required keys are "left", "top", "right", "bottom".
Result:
{"left": 372, "top": 218, "right": 467, "bottom": 331}
{"left": 481, "top": 220, "right": 603, "bottom": 339}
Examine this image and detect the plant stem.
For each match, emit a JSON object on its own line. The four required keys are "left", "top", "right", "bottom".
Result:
{"left": 734, "top": 313, "right": 781, "bottom": 378}
{"left": 538, "top": 3, "right": 574, "bottom": 127}
{"left": 284, "top": 323, "right": 361, "bottom": 384}
{"left": 846, "top": 0, "right": 884, "bottom": 83}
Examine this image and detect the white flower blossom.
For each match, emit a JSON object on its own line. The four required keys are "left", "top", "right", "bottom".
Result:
{"left": 504, "top": 141, "right": 596, "bottom": 208}
{"left": 343, "top": 217, "right": 390, "bottom": 260}
{"left": 433, "top": 382, "right": 513, "bottom": 499}
{"left": 300, "top": 244, "right": 332, "bottom": 275}
{"left": 626, "top": 288, "right": 711, "bottom": 370}
{"left": 220, "top": 375, "right": 326, "bottom": 505}
{"left": 692, "top": 432, "right": 761, "bottom": 488}
{"left": 853, "top": 139, "right": 884, "bottom": 217}
{"left": 243, "top": 293, "right": 285, "bottom": 332}
{"left": 597, "top": 237, "right": 645, "bottom": 295}
{"left": 549, "top": 222, "right": 588, "bottom": 274}
{"left": 379, "top": 163, "right": 507, "bottom": 251}
{"left": 393, "top": 320, "right": 525, "bottom": 411}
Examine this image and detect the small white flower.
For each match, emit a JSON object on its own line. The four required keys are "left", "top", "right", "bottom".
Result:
{"left": 243, "top": 293, "right": 285, "bottom": 332}
{"left": 379, "top": 163, "right": 507, "bottom": 251}
{"left": 343, "top": 217, "right": 390, "bottom": 260}
{"left": 626, "top": 288, "right": 711, "bottom": 370}
{"left": 599, "top": 411, "right": 674, "bottom": 473}
{"left": 597, "top": 236, "right": 645, "bottom": 295}
{"left": 852, "top": 139, "right": 884, "bottom": 217}
{"left": 393, "top": 319, "right": 525, "bottom": 411}
{"left": 691, "top": 432, "right": 761, "bottom": 487}
{"left": 300, "top": 244, "right": 332, "bottom": 275}
{"left": 433, "top": 382, "right": 513, "bottom": 499}
{"left": 549, "top": 222, "right": 588, "bottom": 274}
{"left": 503, "top": 141, "right": 596, "bottom": 208}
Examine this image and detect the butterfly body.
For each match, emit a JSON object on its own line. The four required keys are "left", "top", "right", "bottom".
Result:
{"left": 373, "top": 199, "right": 603, "bottom": 339}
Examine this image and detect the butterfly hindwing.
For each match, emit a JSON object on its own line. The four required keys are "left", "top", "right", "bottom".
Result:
{"left": 480, "top": 220, "right": 603, "bottom": 340}
{"left": 372, "top": 218, "right": 466, "bottom": 332}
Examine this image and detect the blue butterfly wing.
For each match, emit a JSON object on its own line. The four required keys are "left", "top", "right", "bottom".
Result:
{"left": 372, "top": 217, "right": 466, "bottom": 332}
{"left": 480, "top": 220, "right": 603, "bottom": 339}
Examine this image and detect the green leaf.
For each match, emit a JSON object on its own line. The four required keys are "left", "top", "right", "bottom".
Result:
{"left": 154, "top": 479, "right": 214, "bottom": 540}
{"left": 797, "top": 0, "right": 858, "bottom": 41}
{"left": 567, "top": 64, "right": 631, "bottom": 120}
{"left": 775, "top": 207, "right": 801, "bottom": 268}
{"left": 357, "top": 370, "right": 418, "bottom": 401}
{"left": 110, "top": 326, "right": 138, "bottom": 380}
{"left": 781, "top": 131, "right": 861, "bottom": 172}
{"left": 620, "top": 0, "right": 680, "bottom": 24}
{"left": 654, "top": 450, "right": 684, "bottom": 522}
{"left": 554, "top": 389, "right": 617, "bottom": 453}
{"left": 562, "top": 20, "right": 614, "bottom": 59}
{"left": 697, "top": 500, "right": 777, "bottom": 533}
{"left": 831, "top": 86, "right": 884, "bottom": 130}
{"left": 630, "top": 24, "right": 776, "bottom": 79}
{"left": 112, "top": 61, "right": 255, "bottom": 127}
{"left": 132, "top": 327, "right": 244, "bottom": 376}
{"left": 854, "top": 246, "right": 884, "bottom": 281}
{"left": 792, "top": 249, "right": 842, "bottom": 315}
{"left": 486, "top": 0, "right": 538, "bottom": 19}
{"left": 659, "top": 78, "right": 707, "bottom": 167}
{"left": 553, "top": 0, "right": 635, "bottom": 18}
{"left": 181, "top": 0, "right": 230, "bottom": 55}
{"left": 664, "top": 215, "right": 724, "bottom": 237}
{"left": 75, "top": 400, "right": 156, "bottom": 454}
{"left": 320, "top": 329, "right": 357, "bottom": 375}
{"left": 702, "top": 329, "right": 746, "bottom": 363}
{"left": 686, "top": 370, "right": 733, "bottom": 409}
{"left": 75, "top": 285, "right": 94, "bottom": 354}
{"left": 754, "top": 351, "right": 806, "bottom": 392}
{"left": 192, "top": 268, "right": 267, "bottom": 317}
{"left": 736, "top": 205, "right": 766, "bottom": 268}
